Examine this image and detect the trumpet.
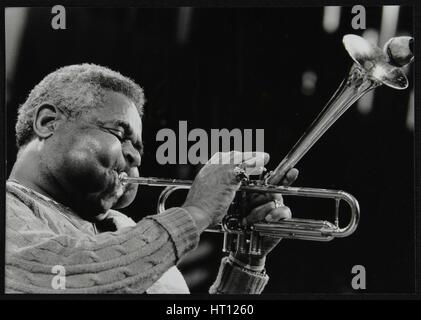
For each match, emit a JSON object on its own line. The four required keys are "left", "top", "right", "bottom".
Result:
{"left": 120, "top": 34, "right": 413, "bottom": 255}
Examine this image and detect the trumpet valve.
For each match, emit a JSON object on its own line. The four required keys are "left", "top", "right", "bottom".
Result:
{"left": 222, "top": 233, "right": 237, "bottom": 253}
{"left": 234, "top": 234, "right": 245, "bottom": 254}
{"left": 249, "top": 231, "right": 262, "bottom": 255}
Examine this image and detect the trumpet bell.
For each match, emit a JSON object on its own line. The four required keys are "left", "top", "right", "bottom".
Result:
{"left": 343, "top": 34, "right": 408, "bottom": 89}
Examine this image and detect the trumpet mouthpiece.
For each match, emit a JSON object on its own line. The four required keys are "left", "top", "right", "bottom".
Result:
{"left": 118, "top": 172, "right": 128, "bottom": 182}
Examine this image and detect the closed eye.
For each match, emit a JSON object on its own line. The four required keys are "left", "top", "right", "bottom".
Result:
{"left": 104, "top": 127, "right": 144, "bottom": 155}
{"left": 105, "top": 128, "right": 125, "bottom": 140}
{"left": 99, "top": 122, "right": 143, "bottom": 155}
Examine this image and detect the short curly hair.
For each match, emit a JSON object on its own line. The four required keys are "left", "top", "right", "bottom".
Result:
{"left": 15, "top": 63, "right": 145, "bottom": 147}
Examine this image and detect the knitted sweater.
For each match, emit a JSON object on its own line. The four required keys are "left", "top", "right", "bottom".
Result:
{"left": 5, "top": 181, "right": 269, "bottom": 294}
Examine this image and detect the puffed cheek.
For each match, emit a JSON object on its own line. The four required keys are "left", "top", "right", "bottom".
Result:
{"left": 97, "top": 141, "right": 122, "bottom": 168}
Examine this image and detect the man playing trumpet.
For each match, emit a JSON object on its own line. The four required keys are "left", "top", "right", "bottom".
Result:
{"left": 6, "top": 64, "right": 298, "bottom": 294}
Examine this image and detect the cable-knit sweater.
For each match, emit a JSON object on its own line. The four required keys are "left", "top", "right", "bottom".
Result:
{"left": 5, "top": 181, "right": 269, "bottom": 294}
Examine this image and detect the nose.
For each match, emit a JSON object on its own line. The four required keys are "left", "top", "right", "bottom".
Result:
{"left": 122, "top": 142, "right": 141, "bottom": 168}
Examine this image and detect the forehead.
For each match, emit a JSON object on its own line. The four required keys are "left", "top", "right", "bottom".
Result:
{"left": 90, "top": 90, "right": 142, "bottom": 132}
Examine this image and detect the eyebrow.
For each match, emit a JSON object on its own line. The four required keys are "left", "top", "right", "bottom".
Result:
{"left": 97, "top": 119, "right": 144, "bottom": 155}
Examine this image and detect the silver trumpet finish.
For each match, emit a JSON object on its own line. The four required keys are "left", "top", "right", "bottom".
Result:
{"left": 119, "top": 34, "right": 413, "bottom": 255}
{"left": 264, "top": 34, "right": 412, "bottom": 182}
{"left": 119, "top": 175, "right": 360, "bottom": 255}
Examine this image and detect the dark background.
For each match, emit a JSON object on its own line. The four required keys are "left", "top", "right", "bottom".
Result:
{"left": 5, "top": 6, "right": 414, "bottom": 294}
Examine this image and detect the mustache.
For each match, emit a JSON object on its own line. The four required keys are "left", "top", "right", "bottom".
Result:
{"left": 102, "top": 169, "right": 139, "bottom": 199}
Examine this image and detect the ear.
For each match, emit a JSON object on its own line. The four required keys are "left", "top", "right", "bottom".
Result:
{"left": 33, "top": 104, "right": 62, "bottom": 139}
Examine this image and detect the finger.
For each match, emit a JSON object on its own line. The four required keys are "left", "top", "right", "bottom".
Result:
{"left": 280, "top": 168, "right": 299, "bottom": 186}
{"left": 231, "top": 151, "right": 269, "bottom": 163}
{"left": 241, "top": 153, "right": 269, "bottom": 176}
{"left": 241, "top": 152, "right": 270, "bottom": 166}
{"left": 210, "top": 151, "right": 269, "bottom": 167}
{"left": 208, "top": 152, "right": 225, "bottom": 164}
{"left": 265, "top": 206, "right": 292, "bottom": 222}
{"left": 267, "top": 168, "right": 299, "bottom": 186}
{"left": 245, "top": 200, "right": 288, "bottom": 225}
{"left": 244, "top": 166, "right": 266, "bottom": 176}
{"left": 227, "top": 151, "right": 268, "bottom": 164}
{"left": 247, "top": 193, "right": 283, "bottom": 210}
{"left": 244, "top": 201, "right": 274, "bottom": 225}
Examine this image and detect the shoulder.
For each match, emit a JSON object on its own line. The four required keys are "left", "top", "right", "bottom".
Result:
{"left": 6, "top": 183, "right": 58, "bottom": 252}
{"left": 6, "top": 182, "right": 55, "bottom": 233}
{"left": 6, "top": 183, "right": 37, "bottom": 220}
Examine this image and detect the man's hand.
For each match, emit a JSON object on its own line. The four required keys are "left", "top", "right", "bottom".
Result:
{"left": 182, "top": 151, "right": 269, "bottom": 232}
{"left": 231, "top": 167, "right": 299, "bottom": 268}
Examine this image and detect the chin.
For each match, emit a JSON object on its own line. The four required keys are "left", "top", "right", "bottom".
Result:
{"left": 74, "top": 173, "right": 139, "bottom": 219}
{"left": 76, "top": 199, "right": 112, "bottom": 221}
{"left": 112, "top": 185, "right": 138, "bottom": 209}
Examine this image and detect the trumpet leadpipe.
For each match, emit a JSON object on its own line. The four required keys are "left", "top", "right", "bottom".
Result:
{"left": 119, "top": 174, "right": 193, "bottom": 188}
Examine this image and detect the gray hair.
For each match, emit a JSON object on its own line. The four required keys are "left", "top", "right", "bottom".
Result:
{"left": 15, "top": 63, "right": 145, "bottom": 147}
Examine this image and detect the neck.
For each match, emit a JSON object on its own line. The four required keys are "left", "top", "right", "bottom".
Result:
{"left": 9, "top": 140, "right": 68, "bottom": 206}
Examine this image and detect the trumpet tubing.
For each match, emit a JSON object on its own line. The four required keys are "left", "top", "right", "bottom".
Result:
{"left": 120, "top": 175, "right": 360, "bottom": 255}
{"left": 119, "top": 34, "right": 412, "bottom": 256}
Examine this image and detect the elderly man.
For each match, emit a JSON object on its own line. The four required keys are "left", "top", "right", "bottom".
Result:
{"left": 6, "top": 64, "right": 298, "bottom": 294}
